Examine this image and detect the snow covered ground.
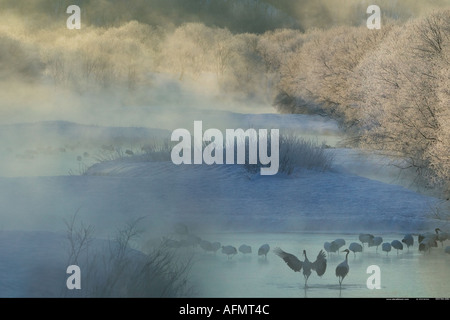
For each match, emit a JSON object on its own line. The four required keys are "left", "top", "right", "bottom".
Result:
{"left": 0, "top": 114, "right": 449, "bottom": 298}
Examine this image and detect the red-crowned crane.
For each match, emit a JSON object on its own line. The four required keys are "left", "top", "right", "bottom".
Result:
{"left": 221, "top": 245, "right": 237, "bottom": 259}
{"left": 419, "top": 228, "right": 440, "bottom": 253}
{"left": 391, "top": 240, "right": 403, "bottom": 254}
{"left": 274, "top": 248, "right": 327, "bottom": 288}
{"left": 336, "top": 249, "right": 350, "bottom": 288}
{"left": 436, "top": 229, "right": 449, "bottom": 247}
{"left": 332, "top": 239, "right": 346, "bottom": 253}
{"left": 382, "top": 242, "right": 392, "bottom": 256}
{"left": 368, "top": 236, "right": 383, "bottom": 252}
{"left": 239, "top": 244, "right": 252, "bottom": 255}
{"left": 258, "top": 244, "right": 270, "bottom": 259}
{"left": 401, "top": 234, "right": 414, "bottom": 251}
{"left": 348, "top": 242, "right": 363, "bottom": 257}
{"left": 359, "top": 234, "right": 374, "bottom": 247}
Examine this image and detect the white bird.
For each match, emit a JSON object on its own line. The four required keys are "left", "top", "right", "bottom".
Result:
{"left": 239, "top": 244, "right": 252, "bottom": 255}
{"left": 335, "top": 249, "right": 350, "bottom": 288}
{"left": 382, "top": 242, "right": 391, "bottom": 256}
{"left": 391, "top": 240, "right": 403, "bottom": 254}
{"left": 348, "top": 242, "right": 363, "bottom": 257}
{"left": 368, "top": 236, "right": 383, "bottom": 252}
{"left": 258, "top": 244, "right": 270, "bottom": 259}
{"left": 222, "top": 245, "right": 237, "bottom": 259}
{"left": 401, "top": 234, "right": 414, "bottom": 251}
{"left": 359, "top": 234, "right": 374, "bottom": 247}
{"left": 274, "top": 248, "right": 327, "bottom": 288}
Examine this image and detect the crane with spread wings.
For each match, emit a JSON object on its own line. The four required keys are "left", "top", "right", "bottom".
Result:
{"left": 274, "top": 248, "right": 327, "bottom": 288}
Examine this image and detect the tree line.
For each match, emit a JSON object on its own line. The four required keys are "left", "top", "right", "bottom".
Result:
{"left": 1, "top": 5, "right": 449, "bottom": 197}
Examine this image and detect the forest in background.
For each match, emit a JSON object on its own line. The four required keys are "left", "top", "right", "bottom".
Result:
{"left": 0, "top": 0, "right": 449, "bottom": 197}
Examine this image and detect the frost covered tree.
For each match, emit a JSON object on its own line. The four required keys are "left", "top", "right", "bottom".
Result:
{"left": 355, "top": 11, "right": 450, "bottom": 194}
{"left": 275, "top": 25, "right": 390, "bottom": 125}
{"left": 160, "top": 23, "right": 216, "bottom": 80}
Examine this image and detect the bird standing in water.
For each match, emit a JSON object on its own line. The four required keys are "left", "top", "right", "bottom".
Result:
{"left": 368, "top": 236, "right": 383, "bottom": 252}
{"left": 336, "top": 249, "right": 350, "bottom": 288}
{"left": 258, "top": 244, "right": 270, "bottom": 259}
{"left": 359, "top": 234, "right": 374, "bottom": 247}
{"left": 221, "top": 245, "right": 237, "bottom": 259}
{"left": 391, "top": 240, "right": 403, "bottom": 254}
{"left": 401, "top": 234, "right": 414, "bottom": 251}
{"left": 349, "top": 242, "right": 363, "bottom": 257}
{"left": 382, "top": 242, "right": 392, "bottom": 256}
{"left": 274, "top": 248, "right": 327, "bottom": 288}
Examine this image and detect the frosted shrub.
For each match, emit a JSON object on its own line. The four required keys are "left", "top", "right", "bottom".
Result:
{"left": 279, "top": 134, "right": 334, "bottom": 174}
{"left": 64, "top": 216, "right": 193, "bottom": 297}
{"left": 243, "top": 132, "right": 334, "bottom": 175}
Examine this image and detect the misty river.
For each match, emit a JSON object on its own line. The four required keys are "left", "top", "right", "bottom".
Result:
{"left": 186, "top": 232, "right": 450, "bottom": 298}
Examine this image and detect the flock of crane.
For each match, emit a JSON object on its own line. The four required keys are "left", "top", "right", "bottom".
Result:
{"left": 275, "top": 228, "right": 450, "bottom": 289}
{"left": 161, "top": 223, "right": 450, "bottom": 290}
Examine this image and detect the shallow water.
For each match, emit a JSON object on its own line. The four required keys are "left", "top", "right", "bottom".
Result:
{"left": 184, "top": 232, "right": 450, "bottom": 298}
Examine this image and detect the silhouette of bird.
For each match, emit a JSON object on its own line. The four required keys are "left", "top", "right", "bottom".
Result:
{"left": 335, "top": 249, "right": 350, "bottom": 288}
{"left": 324, "top": 241, "right": 339, "bottom": 255}
{"left": 418, "top": 228, "right": 441, "bottom": 253}
{"left": 418, "top": 228, "right": 440, "bottom": 244}
{"left": 180, "top": 234, "right": 202, "bottom": 248}
{"left": 359, "top": 234, "right": 374, "bottom": 247}
{"left": 332, "top": 239, "right": 346, "bottom": 253}
{"left": 274, "top": 248, "right": 327, "bottom": 288}
{"left": 391, "top": 240, "right": 403, "bottom": 254}
{"left": 419, "top": 237, "right": 437, "bottom": 253}
{"left": 200, "top": 239, "right": 222, "bottom": 253}
{"left": 239, "top": 244, "right": 252, "bottom": 255}
{"left": 368, "top": 236, "right": 383, "bottom": 252}
{"left": 324, "top": 242, "right": 332, "bottom": 254}
{"left": 402, "top": 234, "right": 414, "bottom": 251}
{"left": 211, "top": 242, "right": 221, "bottom": 253}
{"left": 221, "top": 245, "right": 237, "bottom": 259}
{"left": 200, "top": 240, "right": 214, "bottom": 253}
{"left": 382, "top": 242, "right": 391, "bottom": 256}
{"left": 258, "top": 244, "right": 270, "bottom": 259}
{"left": 327, "top": 239, "right": 346, "bottom": 255}
{"left": 436, "top": 229, "right": 449, "bottom": 247}
{"left": 348, "top": 242, "right": 363, "bottom": 257}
